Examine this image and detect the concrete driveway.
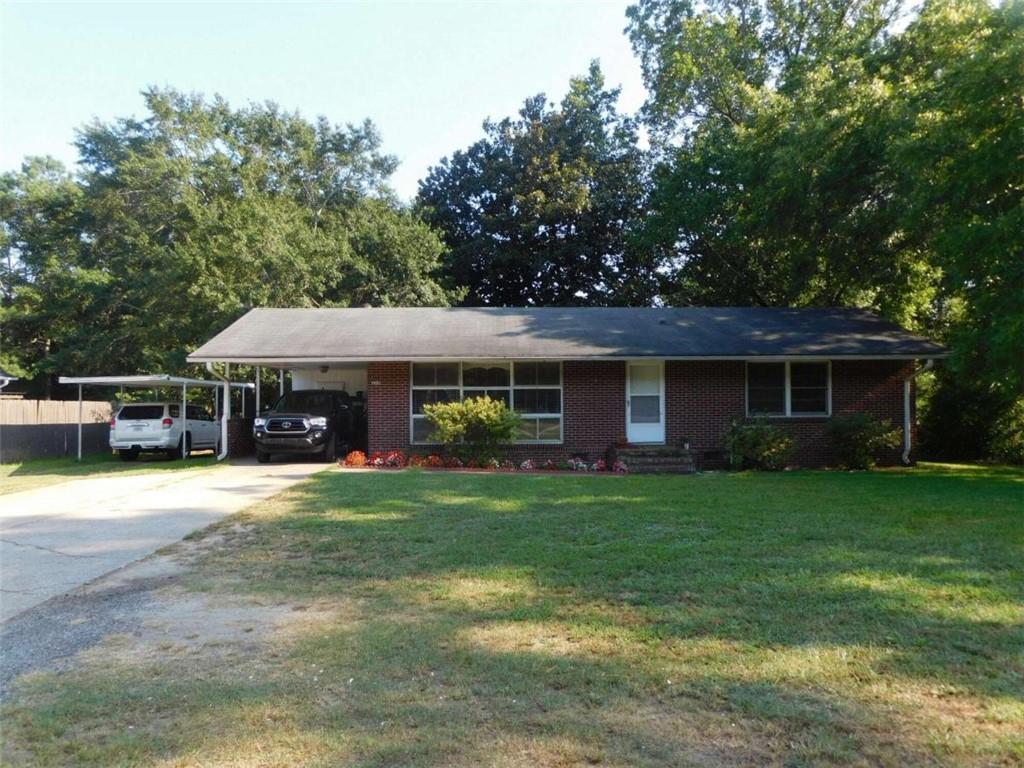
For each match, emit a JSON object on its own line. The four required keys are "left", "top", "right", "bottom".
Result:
{"left": 0, "top": 460, "right": 328, "bottom": 623}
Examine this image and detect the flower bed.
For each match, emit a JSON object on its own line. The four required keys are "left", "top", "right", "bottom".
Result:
{"left": 340, "top": 451, "right": 628, "bottom": 473}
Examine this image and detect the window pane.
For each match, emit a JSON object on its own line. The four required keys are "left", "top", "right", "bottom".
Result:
{"left": 630, "top": 395, "right": 660, "bottom": 423}
{"left": 748, "top": 363, "right": 785, "bottom": 388}
{"left": 629, "top": 364, "right": 660, "bottom": 395}
{"left": 790, "top": 362, "right": 828, "bottom": 414}
{"left": 514, "top": 363, "right": 537, "bottom": 386}
{"left": 791, "top": 389, "right": 828, "bottom": 414}
{"left": 412, "top": 418, "right": 435, "bottom": 443}
{"left": 463, "top": 363, "right": 510, "bottom": 387}
{"left": 514, "top": 362, "right": 560, "bottom": 386}
{"left": 537, "top": 418, "right": 561, "bottom": 441}
{"left": 412, "top": 363, "right": 459, "bottom": 387}
{"left": 748, "top": 363, "right": 786, "bottom": 414}
{"left": 412, "top": 389, "right": 460, "bottom": 414}
{"left": 790, "top": 362, "right": 828, "bottom": 388}
{"left": 517, "top": 418, "right": 539, "bottom": 441}
{"left": 748, "top": 388, "right": 786, "bottom": 414}
{"left": 513, "top": 388, "right": 561, "bottom": 414}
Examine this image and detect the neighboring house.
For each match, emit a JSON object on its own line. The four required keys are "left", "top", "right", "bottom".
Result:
{"left": 188, "top": 307, "right": 946, "bottom": 468}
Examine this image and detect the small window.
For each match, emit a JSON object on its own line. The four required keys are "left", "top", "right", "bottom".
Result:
{"left": 747, "top": 363, "right": 786, "bottom": 415}
{"left": 513, "top": 389, "right": 561, "bottom": 414}
{"left": 746, "top": 361, "right": 830, "bottom": 417}
{"left": 790, "top": 363, "right": 829, "bottom": 415}
{"left": 513, "top": 362, "right": 560, "bottom": 386}
{"left": 517, "top": 416, "right": 562, "bottom": 442}
{"left": 462, "top": 363, "right": 510, "bottom": 387}
{"left": 412, "top": 418, "right": 435, "bottom": 443}
{"left": 412, "top": 363, "right": 459, "bottom": 387}
{"left": 412, "top": 389, "right": 460, "bottom": 414}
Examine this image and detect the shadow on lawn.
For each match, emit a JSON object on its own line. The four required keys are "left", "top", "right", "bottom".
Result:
{"left": 255, "top": 471, "right": 1023, "bottom": 693}
{"left": 6, "top": 468, "right": 1022, "bottom": 766}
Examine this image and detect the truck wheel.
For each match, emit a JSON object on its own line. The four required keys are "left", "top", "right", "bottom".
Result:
{"left": 119, "top": 449, "right": 139, "bottom": 462}
{"left": 256, "top": 449, "right": 270, "bottom": 464}
{"left": 321, "top": 440, "right": 337, "bottom": 463}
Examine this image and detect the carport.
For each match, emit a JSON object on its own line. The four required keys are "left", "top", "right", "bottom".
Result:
{"left": 58, "top": 375, "right": 254, "bottom": 461}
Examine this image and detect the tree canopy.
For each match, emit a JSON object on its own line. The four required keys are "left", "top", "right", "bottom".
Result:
{"left": 1, "top": 89, "right": 454, "bottom": 391}
{"left": 625, "top": 0, "right": 1022, "bottom": 459}
{"left": 416, "top": 63, "right": 655, "bottom": 306}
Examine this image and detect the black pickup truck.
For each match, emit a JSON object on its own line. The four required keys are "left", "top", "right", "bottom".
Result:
{"left": 253, "top": 389, "right": 366, "bottom": 463}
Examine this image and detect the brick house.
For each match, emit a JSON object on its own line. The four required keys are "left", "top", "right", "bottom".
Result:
{"left": 189, "top": 307, "right": 945, "bottom": 468}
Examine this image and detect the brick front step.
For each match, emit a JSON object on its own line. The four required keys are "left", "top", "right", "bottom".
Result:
{"left": 617, "top": 446, "right": 696, "bottom": 474}
{"left": 627, "top": 463, "right": 695, "bottom": 474}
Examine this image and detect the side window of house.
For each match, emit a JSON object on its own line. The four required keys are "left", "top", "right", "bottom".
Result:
{"left": 411, "top": 363, "right": 460, "bottom": 443}
{"left": 747, "top": 362, "right": 830, "bottom": 417}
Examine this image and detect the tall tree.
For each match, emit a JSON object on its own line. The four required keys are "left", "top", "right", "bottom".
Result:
{"left": 417, "top": 63, "right": 655, "bottom": 306}
{"left": 1, "top": 90, "right": 455, "bottom": 392}
{"left": 626, "top": 0, "right": 927, "bottom": 317}
{"left": 627, "top": 0, "right": 1023, "bottom": 460}
{"left": 887, "top": 0, "right": 1024, "bottom": 397}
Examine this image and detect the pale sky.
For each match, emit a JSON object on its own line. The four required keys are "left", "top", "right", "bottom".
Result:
{"left": 0, "top": 1, "right": 646, "bottom": 200}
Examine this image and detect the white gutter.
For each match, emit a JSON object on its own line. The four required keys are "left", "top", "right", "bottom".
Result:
{"left": 206, "top": 362, "right": 231, "bottom": 461}
{"left": 902, "top": 359, "right": 935, "bottom": 465}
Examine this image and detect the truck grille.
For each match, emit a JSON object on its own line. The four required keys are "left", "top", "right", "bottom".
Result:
{"left": 266, "top": 418, "right": 308, "bottom": 433}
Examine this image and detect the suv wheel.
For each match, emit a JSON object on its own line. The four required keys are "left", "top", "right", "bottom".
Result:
{"left": 167, "top": 434, "right": 192, "bottom": 460}
{"left": 256, "top": 449, "right": 270, "bottom": 464}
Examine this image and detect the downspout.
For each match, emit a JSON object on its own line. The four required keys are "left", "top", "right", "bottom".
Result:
{"left": 206, "top": 362, "right": 231, "bottom": 461}
{"left": 902, "top": 359, "right": 935, "bottom": 465}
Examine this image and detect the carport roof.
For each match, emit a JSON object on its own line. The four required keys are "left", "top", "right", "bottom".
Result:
{"left": 59, "top": 375, "right": 253, "bottom": 389}
{"left": 187, "top": 307, "right": 947, "bottom": 364}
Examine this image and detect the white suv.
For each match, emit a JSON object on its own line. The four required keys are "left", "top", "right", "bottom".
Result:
{"left": 109, "top": 402, "right": 219, "bottom": 461}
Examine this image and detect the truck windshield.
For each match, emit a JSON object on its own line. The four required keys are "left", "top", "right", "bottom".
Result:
{"left": 271, "top": 392, "right": 335, "bottom": 416}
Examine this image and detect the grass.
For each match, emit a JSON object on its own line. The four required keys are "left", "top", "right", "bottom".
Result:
{"left": 0, "top": 451, "right": 220, "bottom": 495}
{"left": 3, "top": 464, "right": 1022, "bottom": 766}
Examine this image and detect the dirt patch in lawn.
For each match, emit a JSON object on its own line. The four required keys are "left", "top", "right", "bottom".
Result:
{"left": 5, "top": 523, "right": 342, "bottom": 690}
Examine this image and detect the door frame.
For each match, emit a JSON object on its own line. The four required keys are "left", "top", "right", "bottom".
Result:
{"left": 625, "top": 360, "right": 666, "bottom": 444}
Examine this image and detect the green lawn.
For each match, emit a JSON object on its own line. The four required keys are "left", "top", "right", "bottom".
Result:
{"left": 0, "top": 451, "right": 220, "bottom": 495}
{"left": 3, "top": 464, "right": 1022, "bottom": 766}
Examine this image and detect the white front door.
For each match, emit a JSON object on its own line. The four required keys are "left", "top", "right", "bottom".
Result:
{"left": 626, "top": 361, "right": 665, "bottom": 444}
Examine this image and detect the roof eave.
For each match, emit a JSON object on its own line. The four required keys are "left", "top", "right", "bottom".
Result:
{"left": 186, "top": 352, "right": 949, "bottom": 365}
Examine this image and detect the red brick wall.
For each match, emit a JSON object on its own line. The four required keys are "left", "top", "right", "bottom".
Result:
{"left": 366, "top": 361, "right": 410, "bottom": 454}
{"left": 366, "top": 360, "right": 624, "bottom": 462}
{"left": 365, "top": 359, "right": 914, "bottom": 468}
{"left": 664, "top": 359, "right": 913, "bottom": 468}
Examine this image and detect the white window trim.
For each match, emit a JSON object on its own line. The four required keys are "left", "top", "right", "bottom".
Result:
{"left": 410, "top": 361, "right": 564, "bottom": 445}
{"left": 745, "top": 360, "right": 832, "bottom": 418}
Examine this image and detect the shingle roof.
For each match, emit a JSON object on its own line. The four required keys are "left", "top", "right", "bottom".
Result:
{"left": 187, "top": 307, "right": 946, "bottom": 364}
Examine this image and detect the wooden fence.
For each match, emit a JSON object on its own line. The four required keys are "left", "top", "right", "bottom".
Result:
{"left": 0, "top": 399, "right": 113, "bottom": 463}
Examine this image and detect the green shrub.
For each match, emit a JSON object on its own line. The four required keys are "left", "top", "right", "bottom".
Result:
{"left": 723, "top": 418, "right": 793, "bottom": 471}
{"left": 990, "top": 397, "right": 1024, "bottom": 465}
{"left": 422, "top": 396, "right": 520, "bottom": 463}
{"left": 826, "top": 414, "right": 902, "bottom": 469}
